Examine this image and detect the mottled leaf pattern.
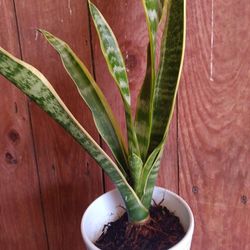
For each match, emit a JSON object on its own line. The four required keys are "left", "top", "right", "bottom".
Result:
{"left": 89, "top": 1, "right": 140, "bottom": 157}
{"left": 149, "top": 0, "right": 186, "bottom": 152}
{"left": 142, "top": 0, "right": 186, "bottom": 205}
{"left": 0, "top": 47, "right": 149, "bottom": 222}
{"left": 135, "top": 0, "right": 162, "bottom": 160}
{"left": 39, "top": 30, "right": 128, "bottom": 173}
{"left": 129, "top": 153, "right": 143, "bottom": 195}
{"left": 89, "top": 2, "right": 130, "bottom": 105}
{"left": 143, "top": 0, "right": 160, "bottom": 40}
{"left": 135, "top": 45, "right": 152, "bottom": 162}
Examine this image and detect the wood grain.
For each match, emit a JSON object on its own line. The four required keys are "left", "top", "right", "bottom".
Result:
{"left": 179, "top": 0, "right": 250, "bottom": 249}
{"left": 13, "top": 0, "right": 103, "bottom": 249}
{"left": 0, "top": 1, "right": 48, "bottom": 249}
{"left": 90, "top": 0, "right": 178, "bottom": 192}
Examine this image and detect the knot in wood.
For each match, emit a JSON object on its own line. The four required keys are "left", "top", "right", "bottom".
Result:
{"left": 192, "top": 186, "right": 199, "bottom": 194}
{"left": 241, "top": 195, "right": 247, "bottom": 205}
{"left": 5, "top": 152, "right": 18, "bottom": 165}
{"left": 8, "top": 129, "right": 20, "bottom": 144}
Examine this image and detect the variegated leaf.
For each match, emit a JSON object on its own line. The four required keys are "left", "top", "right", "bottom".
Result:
{"left": 142, "top": 0, "right": 186, "bottom": 206}
{"left": 0, "top": 47, "right": 149, "bottom": 222}
{"left": 135, "top": 0, "right": 163, "bottom": 160}
{"left": 142, "top": 0, "right": 160, "bottom": 40}
{"left": 39, "top": 30, "right": 128, "bottom": 173}
{"left": 141, "top": 149, "right": 163, "bottom": 208}
{"left": 149, "top": 0, "right": 186, "bottom": 153}
{"left": 89, "top": 1, "right": 140, "bottom": 157}
{"left": 134, "top": 46, "right": 152, "bottom": 162}
{"left": 137, "top": 143, "right": 162, "bottom": 201}
{"left": 89, "top": 1, "right": 130, "bottom": 105}
{"left": 128, "top": 153, "right": 143, "bottom": 195}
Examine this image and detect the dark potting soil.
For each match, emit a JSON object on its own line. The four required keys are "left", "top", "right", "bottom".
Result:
{"left": 95, "top": 204, "right": 185, "bottom": 250}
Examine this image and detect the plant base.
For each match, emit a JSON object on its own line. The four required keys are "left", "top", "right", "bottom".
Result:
{"left": 81, "top": 187, "right": 194, "bottom": 250}
{"left": 95, "top": 204, "right": 185, "bottom": 250}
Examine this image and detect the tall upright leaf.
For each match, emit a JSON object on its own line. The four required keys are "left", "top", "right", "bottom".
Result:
{"left": 149, "top": 0, "right": 186, "bottom": 153}
{"left": 39, "top": 30, "right": 128, "bottom": 173}
{"left": 0, "top": 47, "right": 149, "bottom": 222}
{"left": 134, "top": 46, "right": 152, "bottom": 162}
{"left": 89, "top": 1, "right": 140, "bottom": 158}
{"left": 135, "top": 0, "right": 162, "bottom": 161}
{"left": 142, "top": 0, "right": 186, "bottom": 204}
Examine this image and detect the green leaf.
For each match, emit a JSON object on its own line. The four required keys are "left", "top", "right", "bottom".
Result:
{"left": 141, "top": 0, "right": 186, "bottom": 206}
{"left": 141, "top": 147, "right": 163, "bottom": 208}
{"left": 89, "top": 1, "right": 140, "bottom": 156}
{"left": 88, "top": 1, "right": 130, "bottom": 105}
{"left": 0, "top": 47, "right": 149, "bottom": 222}
{"left": 135, "top": 0, "right": 162, "bottom": 160}
{"left": 128, "top": 153, "right": 143, "bottom": 195}
{"left": 137, "top": 143, "right": 163, "bottom": 201}
{"left": 142, "top": 0, "right": 160, "bottom": 40}
{"left": 39, "top": 30, "right": 128, "bottom": 174}
{"left": 149, "top": 0, "right": 186, "bottom": 153}
{"left": 141, "top": 0, "right": 161, "bottom": 80}
{"left": 134, "top": 45, "right": 152, "bottom": 162}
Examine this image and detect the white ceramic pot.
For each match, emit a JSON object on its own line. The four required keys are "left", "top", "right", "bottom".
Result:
{"left": 81, "top": 187, "right": 194, "bottom": 250}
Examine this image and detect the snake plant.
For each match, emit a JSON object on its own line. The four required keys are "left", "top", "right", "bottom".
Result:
{"left": 0, "top": 0, "right": 186, "bottom": 224}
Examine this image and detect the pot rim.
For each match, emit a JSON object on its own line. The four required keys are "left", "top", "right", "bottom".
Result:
{"left": 81, "top": 186, "right": 194, "bottom": 250}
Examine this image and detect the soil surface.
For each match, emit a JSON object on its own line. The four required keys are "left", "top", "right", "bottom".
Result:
{"left": 95, "top": 203, "right": 185, "bottom": 250}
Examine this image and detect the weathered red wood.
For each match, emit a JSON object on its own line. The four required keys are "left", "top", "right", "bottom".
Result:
{"left": 0, "top": 1, "right": 48, "bottom": 249}
{"left": 13, "top": 0, "right": 103, "bottom": 249}
{"left": 90, "top": 0, "right": 178, "bottom": 192}
{"left": 179, "top": 0, "right": 250, "bottom": 249}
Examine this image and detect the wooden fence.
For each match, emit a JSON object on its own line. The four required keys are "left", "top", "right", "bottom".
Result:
{"left": 0, "top": 0, "right": 249, "bottom": 249}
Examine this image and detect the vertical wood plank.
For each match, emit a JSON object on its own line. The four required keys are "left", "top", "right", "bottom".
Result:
{"left": 13, "top": 0, "right": 103, "bottom": 249}
{"left": 90, "top": 0, "right": 178, "bottom": 192}
{"left": 0, "top": 1, "right": 48, "bottom": 249}
{"left": 179, "top": 0, "right": 250, "bottom": 249}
